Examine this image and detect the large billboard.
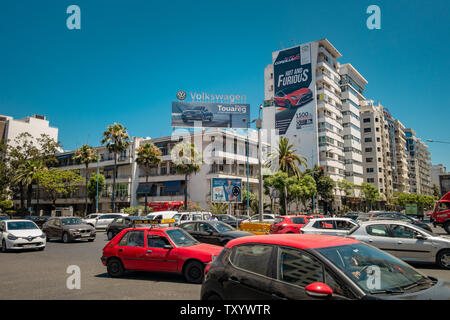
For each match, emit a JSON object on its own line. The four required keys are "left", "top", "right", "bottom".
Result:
{"left": 272, "top": 42, "right": 319, "bottom": 169}
{"left": 172, "top": 101, "right": 250, "bottom": 128}
{"left": 211, "top": 178, "right": 242, "bottom": 203}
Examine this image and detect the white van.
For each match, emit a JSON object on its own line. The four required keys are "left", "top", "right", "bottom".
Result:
{"left": 172, "top": 211, "right": 212, "bottom": 224}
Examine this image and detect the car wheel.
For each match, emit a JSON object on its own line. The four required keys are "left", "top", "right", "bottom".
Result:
{"left": 443, "top": 221, "right": 450, "bottom": 235}
{"left": 62, "top": 232, "right": 70, "bottom": 243}
{"left": 107, "top": 231, "right": 114, "bottom": 240}
{"left": 1, "top": 240, "right": 7, "bottom": 253}
{"left": 437, "top": 250, "right": 450, "bottom": 269}
{"left": 107, "top": 258, "right": 125, "bottom": 277}
{"left": 183, "top": 260, "right": 204, "bottom": 284}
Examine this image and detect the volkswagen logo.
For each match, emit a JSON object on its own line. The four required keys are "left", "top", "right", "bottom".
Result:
{"left": 176, "top": 90, "right": 187, "bottom": 100}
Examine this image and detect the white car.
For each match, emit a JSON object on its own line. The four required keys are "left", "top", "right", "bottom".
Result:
{"left": 241, "top": 214, "right": 276, "bottom": 224}
{"left": 171, "top": 211, "right": 213, "bottom": 224}
{"left": 0, "top": 219, "right": 46, "bottom": 252}
{"left": 301, "top": 217, "right": 358, "bottom": 237}
{"left": 83, "top": 213, "right": 105, "bottom": 226}
{"left": 92, "top": 213, "right": 129, "bottom": 230}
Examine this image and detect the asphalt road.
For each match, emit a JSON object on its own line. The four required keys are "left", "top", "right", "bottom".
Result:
{"left": 0, "top": 226, "right": 449, "bottom": 300}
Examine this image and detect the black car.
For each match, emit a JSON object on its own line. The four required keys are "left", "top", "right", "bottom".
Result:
{"left": 106, "top": 216, "right": 153, "bottom": 240}
{"left": 178, "top": 220, "right": 252, "bottom": 246}
{"left": 358, "top": 212, "right": 432, "bottom": 232}
{"left": 181, "top": 106, "right": 213, "bottom": 122}
{"left": 24, "top": 216, "right": 50, "bottom": 229}
{"left": 344, "top": 212, "right": 363, "bottom": 221}
{"left": 213, "top": 214, "right": 242, "bottom": 228}
{"left": 201, "top": 234, "right": 450, "bottom": 300}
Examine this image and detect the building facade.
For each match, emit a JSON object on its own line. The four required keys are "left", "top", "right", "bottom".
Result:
{"left": 432, "top": 164, "right": 447, "bottom": 195}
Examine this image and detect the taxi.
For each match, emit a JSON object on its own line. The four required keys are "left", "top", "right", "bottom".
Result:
{"left": 101, "top": 219, "right": 223, "bottom": 283}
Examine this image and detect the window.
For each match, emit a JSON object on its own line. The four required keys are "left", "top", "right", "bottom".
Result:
{"left": 364, "top": 128, "right": 371, "bottom": 133}
{"left": 147, "top": 234, "right": 170, "bottom": 248}
{"left": 366, "top": 158, "right": 373, "bottom": 163}
{"left": 364, "top": 137, "right": 372, "bottom": 142}
{"left": 335, "top": 220, "right": 355, "bottom": 230}
{"left": 277, "top": 247, "right": 323, "bottom": 288}
{"left": 313, "top": 221, "right": 335, "bottom": 229}
{"left": 198, "top": 222, "right": 215, "bottom": 233}
{"left": 180, "top": 223, "right": 196, "bottom": 231}
{"left": 118, "top": 230, "right": 145, "bottom": 247}
{"left": 390, "top": 225, "right": 416, "bottom": 239}
{"left": 366, "top": 168, "right": 374, "bottom": 173}
{"left": 365, "top": 147, "right": 372, "bottom": 152}
{"left": 291, "top": 217, "right": 306, "bottom": 224}
{"left": 230, "top": 245, "right": 274, "bottom": 277}
{"left": 366, "top": 224, "right": 389, "bottom": 237}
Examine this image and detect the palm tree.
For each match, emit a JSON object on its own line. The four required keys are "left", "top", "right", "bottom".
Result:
{"left": 12, "top": 159, "right": 45, "bottom": 214}
{"left": 268, "top": 137, "right": 307, "bottom": 178}
{"left": 170, "top": 142, "right": 201, "bottom": 210}
{"left": 136, "top": 142, "right": 162, "bottom": 214}
{"left": 101, "top": 123, "right": 131, "bottom": 212}
{"left": 73, "top": 145, "right": 98, "bottom": 216}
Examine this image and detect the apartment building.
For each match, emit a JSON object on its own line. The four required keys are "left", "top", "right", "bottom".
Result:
{"left": 21, "top": 128, "right": 262, "bottom": 213}
{"left": 338, "top": 63, "right": 367, "bottom": 188}
{"left": 384, "top": 110, "right": 409, "bottom": 193}
{"left": 0, "top": 114, "right": 59, "bottom": 148}
{"left": 359, "top": 100, "right": 393, "bottom": 200}
{"left": 405, "top": 128, "right": 433, "bottom": 195}
{"left": 432, "top": 164, "right": 447, "bottom": 194}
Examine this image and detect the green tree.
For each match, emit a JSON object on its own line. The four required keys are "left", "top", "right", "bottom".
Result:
{"left": 432, "top": 185, "right": 441, "bottom": 198}
{"left": 264, "top": 171, "right": 296, "bottom": 214}
{"left": 12, "top": 159, "right": 46, "bottom": 213}
{"left": 242, "top": 190, "right": 256, "bottom": 215}
{"left": 289, "top": 174, "right": 317, "bottom": 211}
{"left": 36, "top": 169, "right": 84, "bottom": 210}
{"left": 73, "top": 145, "right": 98, "bottom": 215}
{"left": 136, "top": 142, "right": 162, "bottom": 214}
{"left": 101, "top": 123, "right": 131, "bottom": 212}
{"left": 170, "top": 142, "right": 201, "bottom": 210}
{"left": 36, "top": 133, "right": 63, "bottom": 167}
{"left": 337, "top": 179, "right": 354, "bottom": 197}
{"left": 361, "top": 182, "right": 380, "bottom": 211}
{"left": 87, "top": 173, "right": 106, "bottom": 212}
{"left": 267, "top": 137, "right": 307, "bottom": 178}
{"left": 0, "top": 200, "right": 13, "bottom": 213}
{"left": 209, "top": 202, "right": 228, "bottom": 215}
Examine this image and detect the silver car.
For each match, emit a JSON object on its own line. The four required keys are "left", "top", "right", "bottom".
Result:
{"left": 301, "top": 218, "right": 358, "bottom": 236}
{"left": 348, "top": 220, "right": 450, "bottom": 269}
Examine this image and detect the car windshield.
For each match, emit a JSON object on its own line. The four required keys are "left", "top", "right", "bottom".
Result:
{"left": 7, "top": 221, "right": 38, "bottom": 230}
{"left": 166, "top": 229, "right": 199, "bottom": 247}
{"left": 61, "top": 218, "right": 83, "bottom": 225}
{"left": 316, "top": 243, "right": 430, "bottom": 294}
{"left": 209, "top": 221, "right": 234, "bottom": 232}
{"left": 172, "top": 214, "right": 182, "bottom": 222}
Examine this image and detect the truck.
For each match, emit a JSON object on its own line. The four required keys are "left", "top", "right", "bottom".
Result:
{"left": 432, "top": 192, "right": 450, "bottom": 234}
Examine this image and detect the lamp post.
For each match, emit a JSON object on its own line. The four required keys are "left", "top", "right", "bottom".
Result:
{"left": 246, "top": 122, "right": 250, "bottom": 217}
{"left": 96, "top": 150, "right": 99, "bottom": 213}
{"left": 426, "top": 139, "right": 450, "bottom": 144}
{"left": 257, "top": 104, "right": 263, "bottom": 223}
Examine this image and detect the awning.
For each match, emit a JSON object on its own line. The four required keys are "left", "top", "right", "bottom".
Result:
{"left": 164, "top": 181, "right": 182, "bottom": 193}
{"left": 136, "top": 183, "right": 154, "bottom": 195}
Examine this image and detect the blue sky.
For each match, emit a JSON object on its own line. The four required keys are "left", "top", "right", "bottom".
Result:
{"left": 0, "top": 0, "right": 449, "bottom": 167}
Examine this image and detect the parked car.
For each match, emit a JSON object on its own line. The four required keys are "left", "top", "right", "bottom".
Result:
{"left": 93, "top": 213, "right": 129, "bottom": 230}
{"left": 201, "top": 234, "right": 450, "bottom": 300}
{"left": 344, "top": 212, "right": 363, "bottom": 221}
{"left": 24, "top": 216, "right": 50, "bottom": 229}
{"left": 0, "top": 219, "right": 46, "bottom": 252}
{"left": 301, "top": 218, "right": 358, "bottom": 237}
{"left": 101, "top": 226, "right": 223, "bottom": 283}
{"left": 357, "top": 212, "right": 432, "bottom": 232}
{"left": 236, "top": 215, "right": 250, "bottom": 220}
{"left": 270, "top": 215, "right": 311, "bottom": 234}
{"left": 178, "top": 220, "right": 252, "bottom": 246}
{"left": 348, "top": 220, "right": 450, "bottom": 269}
{"left": 274, "top": 88, "right": 313, "bottom": 108}
{"left": 83, "top": 213, "right": 107, "bottom": 226}
{"left": 241, "top": 214, "right": 276, "bottom": 224}
{"left": 213, "top": 214, "right": 242, "bottom": 228}
{"left": 106, "top": 216, "right": 155, "bottom": 240}
{"left": 181, "top": 106, "right": 213, "bottom": 122}
{"left": 170, "top": 211, "right": 212, "bottom": 224}
{"left": 43, "top": 217, "right": 96, "bottom": 243}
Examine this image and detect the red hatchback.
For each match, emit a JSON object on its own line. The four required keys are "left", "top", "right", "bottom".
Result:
{"left": 101, "top": 226, "right": 223, "bottom": 283}
{"left": 270, "top": 215, "right": 310, "bottom": 234}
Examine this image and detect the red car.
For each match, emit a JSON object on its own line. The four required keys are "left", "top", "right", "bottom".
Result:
{"left": 274, "top": 88, "right": 313, "bottom": 108}
{"left": 270, "top": 215, "right": 310, "bottom": 234}
{"left": 101, "top": 226, "right": 223, "bottom": 283}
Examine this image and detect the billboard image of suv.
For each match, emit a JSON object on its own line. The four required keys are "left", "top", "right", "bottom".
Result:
{"left": 274, "top": 88, "right": 313, "bottom": 108}
{"left": 181, "top": 106, "right": 213, "bottom": 122}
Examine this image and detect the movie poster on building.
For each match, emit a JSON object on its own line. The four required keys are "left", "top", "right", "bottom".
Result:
{"left": 273, "top": 44, "right": 314, "bottom": 135}
{"left": 172, "top": 101, "right": 250, "bottom": 129}
{"left": 211, "top": 178, "right": 242, "bottom": 203}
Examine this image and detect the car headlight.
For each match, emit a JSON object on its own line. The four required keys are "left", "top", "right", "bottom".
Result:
{"left": 39, "top": 233, "right": 46, "bottom": 239}
{"left": 7, "top": 234, "right": 18, "bottom": 240}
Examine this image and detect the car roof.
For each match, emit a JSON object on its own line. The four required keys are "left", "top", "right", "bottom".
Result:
{"left": 6, "top": 219, "right": 37, "bottom": 223}
{"left": 277, "top": 215, "right": 310, "bottom": 218}
{"left": 226, "top": 234, "right": 359, "bottom": 249}
{"left": 308, "top": 217, "right": 353, "bottom": 221}
{"left": 358, "top": 219, "right": 414, "bottom": 226}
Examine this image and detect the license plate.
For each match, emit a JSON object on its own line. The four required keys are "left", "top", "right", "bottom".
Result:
{"left": 81, "top": 233, "right": 91, "bottom": 237}
{"left": 23, "top": 245, "right": 35, "bottom": 249}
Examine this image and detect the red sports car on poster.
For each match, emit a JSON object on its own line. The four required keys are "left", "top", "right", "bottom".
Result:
{"left": 274, "top": 88, "right": 313, "bottom": 108}
{"left": 270, "top": 215, "right": 311, "bottom": 234}
{"left": 101, "top": 225, "right": 223, "bottom": 283}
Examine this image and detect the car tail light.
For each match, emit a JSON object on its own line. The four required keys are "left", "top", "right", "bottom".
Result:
{"left": 204, "top": 263, "right": 211, "bottom": 275}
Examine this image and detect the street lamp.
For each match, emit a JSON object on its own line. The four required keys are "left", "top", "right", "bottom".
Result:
{"left": 257, "top": 104, "right": 263, "bottom": 223}
{"left": 426, "top": 139, "right": 450, "bottom": 144}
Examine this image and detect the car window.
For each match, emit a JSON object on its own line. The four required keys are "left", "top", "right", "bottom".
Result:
{"left": 118, "top": 230, "right": 145, "bottom": 247}
{"left": 324, "top": 268, "right": 349, "bottom": 297}
{"left": 335, "top": 220, "right": 354, "bottom": 230}
{"left": 274, "top": 217, "right": 284, "bottom": 224}
{"left": 291, "top": 217, "right": 305, "bottom": 224}
{"left": 230, "top": 244, "right": 274, "bottom": 277}
{"left": 147, "top": 234, "right": 170, "bottom": 248}
{"left": 115, "top": 218, "right": 124, "bottom": 224}
{"left": 198, "top": 222, "right": 215, "bottom": 233}
{"left": 193, "top": 214, "right": 202, "bottom": 221}
{"left": 390, "top": 225, "right": 416, "bottom": 239}
{"left": 180, "top": 223, "right": 196, "bottom": 232}
{"left": 264, "top": 215, "right": 273, "bottom": 219}
{"left": 181, "top": 214, "right": 189, "bottom": 221}
{"left": 313, "top": 221, "right": 335, "bottom": 229}
{"left": 366, "top": 224, "right": 390, "bottom": 237}
{"left": 277, "top": 247, "right": 323, "bottom": 288}
{"left": 61, "top": 218, "right": 83, "bottom": 225}
{"left": 203, "top": 214, "right": 211, "bottom": 220}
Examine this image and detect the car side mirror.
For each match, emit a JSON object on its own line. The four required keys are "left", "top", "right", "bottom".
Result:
{"left": 305, "top": 282, "right": 333, "bottom": 298}
{"left": 163, "top": 244, "right": 173, "bottom": 250}
{"left": 415, "top": 234, "right": 427, "bottom": 240}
